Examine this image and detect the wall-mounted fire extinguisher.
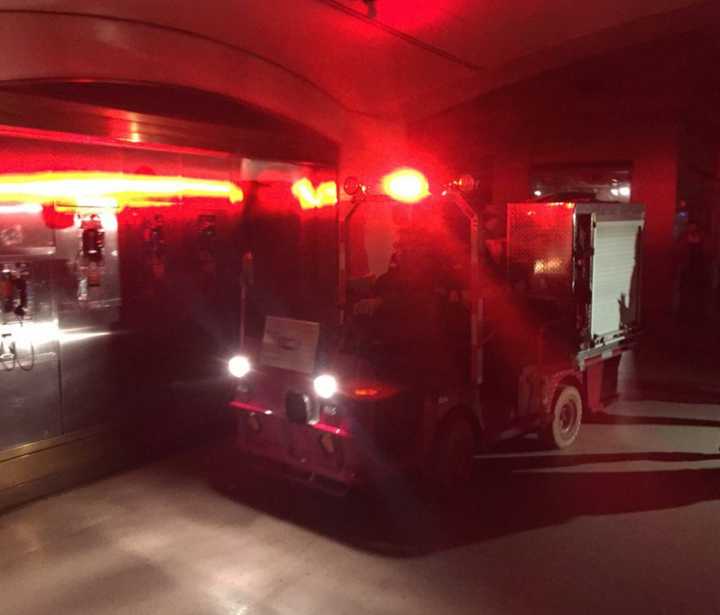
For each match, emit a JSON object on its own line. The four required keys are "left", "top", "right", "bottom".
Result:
{"left": 143, "top": 214, "right": 166, "bottom": 281}
{"left": 77, "top": 214, "right": 105, "bottom": 301}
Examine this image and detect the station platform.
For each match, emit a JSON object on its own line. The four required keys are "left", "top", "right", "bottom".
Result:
{"left": 619, "top": 319, "right": 720, "bottom": 405}
{"left": 2, "top": 394, "right": 720, "bottom": 615}
{"left": 0, "top": 409, "right": 234, "bottom": 514}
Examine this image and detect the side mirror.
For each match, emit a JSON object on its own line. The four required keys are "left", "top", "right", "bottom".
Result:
{"left": 457, "top": 174, "right": 476, "bottom": 193}
{"left": 241, "top": 251, "right": 254, "bottom": 287}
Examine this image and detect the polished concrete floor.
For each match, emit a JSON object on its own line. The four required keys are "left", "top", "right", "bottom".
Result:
{"left": 2, "top": 398, "right": 720, "bottom": 615}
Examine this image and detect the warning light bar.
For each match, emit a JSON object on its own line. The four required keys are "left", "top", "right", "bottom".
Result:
{"left": 381, "top": 168, "right": 429, "bottom": 203}
{"left": 291, "top": 178, "right": 337, "bottom": 210}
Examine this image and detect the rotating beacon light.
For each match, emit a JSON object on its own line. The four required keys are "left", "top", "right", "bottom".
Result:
{"left": 381, "top": 168, "right": 430, "bottom": 203}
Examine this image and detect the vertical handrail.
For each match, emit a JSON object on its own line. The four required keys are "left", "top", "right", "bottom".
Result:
{"left": 446, "top": 189, "right": 483, "bottom": 385}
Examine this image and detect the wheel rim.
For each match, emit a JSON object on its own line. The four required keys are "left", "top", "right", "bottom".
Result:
{"left": 558, "top": 401, "right": 578, "bottom": 435}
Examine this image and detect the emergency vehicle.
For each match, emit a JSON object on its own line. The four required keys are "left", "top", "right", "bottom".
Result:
{"left": 229, "top": 169, "right": 644, "bottom": 492}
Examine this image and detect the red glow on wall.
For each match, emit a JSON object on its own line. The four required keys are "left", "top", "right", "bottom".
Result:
{"left": 291, "top": 178, "right": 337, "bottom": 210}
{"left": 381, "top": 168, "right": 430, "bottom": 203}
{"left": 0, "top": 171, "right": 244, "bottom": 214}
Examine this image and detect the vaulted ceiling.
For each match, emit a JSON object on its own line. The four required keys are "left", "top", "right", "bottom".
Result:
{"left": 0, "top": 0, "right": 716, "bottom": 134}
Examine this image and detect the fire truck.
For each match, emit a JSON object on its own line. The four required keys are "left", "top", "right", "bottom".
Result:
{"left": 228, "top": 170, "right": 644, "bottom": 492}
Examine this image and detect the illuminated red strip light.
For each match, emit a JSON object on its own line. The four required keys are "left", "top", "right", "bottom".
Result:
{"left": 0, "top": 171, "right": 244, "bottom": 213}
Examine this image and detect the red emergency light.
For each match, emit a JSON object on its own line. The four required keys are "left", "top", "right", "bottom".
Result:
{"left": 291, "top": 178, "right": 337, "bottom": 210}
{"left": 381, "top": 168, "right": 429, "bottom": 204}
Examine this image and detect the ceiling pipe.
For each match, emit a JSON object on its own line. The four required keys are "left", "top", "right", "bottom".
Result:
{"left": 314, "top": 0, "right": 484, "bottom": 71}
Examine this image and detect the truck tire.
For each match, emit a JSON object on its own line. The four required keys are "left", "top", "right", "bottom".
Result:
{"left": 426, "top": 414, "right": 476, "bottom": 490}
{"left": 541, "top": 385, "right": 583, "bottom": 449}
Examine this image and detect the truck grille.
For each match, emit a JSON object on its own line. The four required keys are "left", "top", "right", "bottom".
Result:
{"left": 285, "top": 390, "right": 309, "bottom": 424}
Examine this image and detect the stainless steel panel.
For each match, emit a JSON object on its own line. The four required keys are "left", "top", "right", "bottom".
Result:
{"left": 41, "top": 140, "right": 124, "bottom": 432}
{"left": 0, "top": 138, "right": 63, "bottom": 449}
{"left": 0, "top": 256, "right": 62, "bottom": 450}
{"left": 54, "top": 217, "right": 122, "bottom": 433}
{"left": 506, "top": 202, "right": 574, "bottom": 296}
{"left": 0, "top": 118, "right": 335, "bottom": 461}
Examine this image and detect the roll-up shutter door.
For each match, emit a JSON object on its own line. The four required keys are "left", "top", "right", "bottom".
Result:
{"left": 590, "top": 218, "right": 643, "bottom": 343}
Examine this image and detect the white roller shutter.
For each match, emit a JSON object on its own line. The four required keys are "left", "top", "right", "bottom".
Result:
{"left": 590, "top": 218, "right": 643, "bottom": 343}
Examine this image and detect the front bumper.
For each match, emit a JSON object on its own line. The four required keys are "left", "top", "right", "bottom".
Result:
{"left": 231, "top": 400, "right": 368, "bottom": 492}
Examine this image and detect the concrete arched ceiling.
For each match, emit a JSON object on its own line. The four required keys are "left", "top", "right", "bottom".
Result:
{"left": 0, "top": 0, "right": 716, "bottom": 139}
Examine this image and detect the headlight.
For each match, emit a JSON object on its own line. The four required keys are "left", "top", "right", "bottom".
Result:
{"left": 228, "top": 355, "right": 251, "bottom": 378}
{"left": 313, "top": 374, "right": 338, "bottom": 399}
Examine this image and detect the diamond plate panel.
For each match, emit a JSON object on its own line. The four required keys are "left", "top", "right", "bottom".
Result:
{"left": 507, "top": 203, "right": 573, "bottom": 295}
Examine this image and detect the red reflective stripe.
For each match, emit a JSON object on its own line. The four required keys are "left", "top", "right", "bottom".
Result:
{"left": 230, "top": 400, "right": 266, "bottom": 413}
